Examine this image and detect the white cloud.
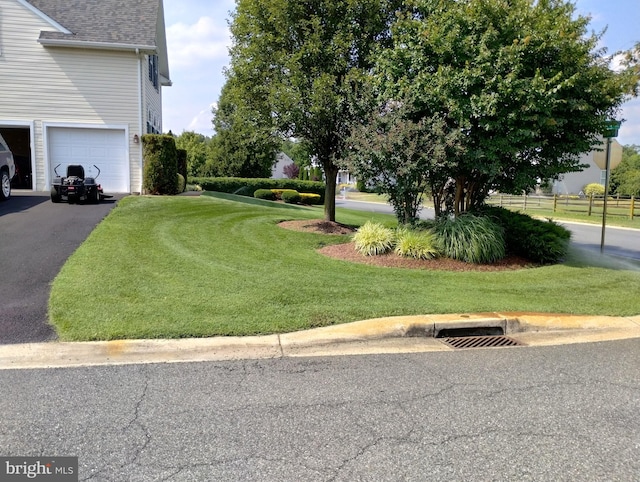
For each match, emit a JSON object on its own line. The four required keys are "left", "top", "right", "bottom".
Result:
{"left": 186, "top": 103, "right": 217, "bottom": 135}
{"left": 167, "top": 16, "right": 231, "bottom": 69}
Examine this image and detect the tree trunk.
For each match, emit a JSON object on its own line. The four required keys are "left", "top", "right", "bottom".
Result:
{"left": 454, "top": 177, "right": 465, "bottom": 217}
{"left": 323, "top": 162, "right": 339, "bottom": 222}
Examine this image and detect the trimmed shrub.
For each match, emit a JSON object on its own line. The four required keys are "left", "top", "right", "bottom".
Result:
{"left": 281, "top": 190, "right": 302, "bottom": 204}
{"left": 142, "top": 134, "right": 179, "bottom": 195}
{"left": 272, "top": 189, "right": 299, "bottom": 200}
{"left": 434, "top": 214, "right": 505, "bottom": 263}
{"left": 353, "top": 221, "right": 395, "bottom": 256}
{"left": 300, "top": 193, "right": 322, "bottom": 205}
{"left": 254, "top": 189, "right": 276, "bottom": 201}
{"left": 177, "top": 173, "right": 186, "bottom": 193}
{"left": 479, "top": 206, "right": 571, "bottom": 264}
{"left": 394, "top": 228, "right": 439, "bottom": 259}
{"left": 177, "top": 149, "right": 188, "bottom": 186}
{"left": 189, "top": 177, "right": 325, "bottom": 202}
{"left": 583, "top": 183, "right": 605, "bottom": 196}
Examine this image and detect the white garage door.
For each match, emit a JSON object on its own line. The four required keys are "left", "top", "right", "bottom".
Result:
{"left": 48, "top": 127, "right": 129, "bottom": 193}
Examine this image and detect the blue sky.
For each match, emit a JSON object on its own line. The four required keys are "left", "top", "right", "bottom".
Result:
{"left": 162, "top": 0, "right": 640, "bottom": 145}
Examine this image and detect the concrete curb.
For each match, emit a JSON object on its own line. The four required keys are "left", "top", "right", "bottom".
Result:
{"left": 1, "top": 312, "right": 639, "bottom": 370}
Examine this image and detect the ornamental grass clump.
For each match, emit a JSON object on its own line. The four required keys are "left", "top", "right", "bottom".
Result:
{"left": 353, "top": 221, "right": 395, "bottom": 256}
{"left": 394, "top": 227, "right": 440, "bottom": 259}
{"left": 434, "top": 214, "right": 505, "bottom": 264}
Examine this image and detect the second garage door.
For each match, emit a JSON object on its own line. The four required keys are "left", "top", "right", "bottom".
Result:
{"left": 48, "top": 127, "right": 129, "bottom": 193}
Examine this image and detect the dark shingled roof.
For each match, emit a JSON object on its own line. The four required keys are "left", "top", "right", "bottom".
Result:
{"left": 26, "top": 0, "right": 160, "bottom": 48}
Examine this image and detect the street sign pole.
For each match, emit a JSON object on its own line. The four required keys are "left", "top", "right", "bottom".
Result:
{"left": 600, "top": 120, "right": 621, "bottom": 254}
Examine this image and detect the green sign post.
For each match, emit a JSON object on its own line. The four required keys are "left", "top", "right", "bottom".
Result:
{"left": 601, "top": 120, "right": 622, "bottom": 253}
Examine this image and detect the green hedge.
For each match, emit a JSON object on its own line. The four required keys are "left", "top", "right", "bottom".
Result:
{"left": 142, "top": 134, "right": 179, "bottom": 195}
{"left": 177, "top": 173, "right": 186, "bottom": 193}
{"left": 479, "top": 206, "right": 571, "bottom": 264}
{"left": 189, "top": 177, "right": 325, "bottom": 203}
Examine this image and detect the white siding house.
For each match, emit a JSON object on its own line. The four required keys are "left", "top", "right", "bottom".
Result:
{"left": 271, "top": 152, "right": 294, "bottom": 179}
{"left": 0, "top": 0, "right": 171, "bottom": 194}
{"left": 552, "top": 139, "right": 623, "bottom": 195}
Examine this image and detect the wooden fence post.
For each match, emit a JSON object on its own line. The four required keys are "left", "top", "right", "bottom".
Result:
{"left": 553, "top": 194, "right": 557, "bottom": 212}
{"left": 631, "top": 196, "right": 635, "bottom": 220}
{"left": 588, "top": 194, "right": 593, "bottom": 216}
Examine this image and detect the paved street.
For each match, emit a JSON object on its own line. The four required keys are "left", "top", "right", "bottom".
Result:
{"left": 1, "top": 339, "right": 639, "bottom": 481}
{"left": 0, "top": 193, "right": 120, "bottom": 344}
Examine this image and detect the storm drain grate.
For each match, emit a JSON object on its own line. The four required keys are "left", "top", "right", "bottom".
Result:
{"left": 440, "top": 335, "right": 525, "bottom": 349}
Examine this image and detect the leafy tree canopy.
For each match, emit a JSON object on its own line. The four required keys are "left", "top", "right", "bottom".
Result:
{"left": 611, "top": 144, "right": 640, "bottom": 196}
{"left": 174, "top": 131, "right": 212, "bottom": 178}
{"left": 209, "top": 77, "right": 279, "bottom": 178}
{"left": 280, "top": 139, "right": 313, "bottom": 168}
{"left": 228, "top": 0, "right": 404, "bottom": 220}
{"left": 371, "top": 0, "right": 637, "bottom": 216}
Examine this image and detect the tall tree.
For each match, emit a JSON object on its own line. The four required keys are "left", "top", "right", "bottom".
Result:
{"left": 174, "top": 131, "right": 211, "bottom": 177}
{"left": 228, "top": 0, "right": 403, "bottom": 221}
{"left": 373, "top": 0, "right": 637, "bottom": 217}
{"left": 611, "top": 145, "right": 640, "bottom": 196}
{"left": 209, "top": 78, "right": 279, "bottom": 178}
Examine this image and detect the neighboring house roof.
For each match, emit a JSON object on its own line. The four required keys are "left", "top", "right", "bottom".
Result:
{"left": 22, "top": 0, "right": 171, "bottom": 83}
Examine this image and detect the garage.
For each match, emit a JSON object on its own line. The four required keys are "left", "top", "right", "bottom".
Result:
{"left": 0, "top": 126, "right": 33, "bottom": 190}
{"left": 47, "top": 126, "right": 129, "bottom": 193}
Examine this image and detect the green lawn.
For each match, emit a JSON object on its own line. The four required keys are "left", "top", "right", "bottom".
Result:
{"left": 49, "top": 192, "right": 640, "bottom": 341}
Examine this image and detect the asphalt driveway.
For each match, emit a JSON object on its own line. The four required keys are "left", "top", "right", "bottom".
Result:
{"left": 0, "top": 192, "right": 121, "bottom": 344}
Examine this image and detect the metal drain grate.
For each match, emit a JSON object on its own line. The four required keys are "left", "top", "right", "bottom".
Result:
{"left": 440, "top": 335, "right": 525, "bottom": 349}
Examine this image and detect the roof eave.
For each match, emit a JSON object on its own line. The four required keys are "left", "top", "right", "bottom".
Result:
{"left": 160, "top": 74, "right": 172, "bottom": 87}
{"left": 38, "top": 38, "right": 156, "bottom": 53}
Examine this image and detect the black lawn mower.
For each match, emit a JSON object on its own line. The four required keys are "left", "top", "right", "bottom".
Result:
{"left": 50, "top": 164, "right": 112, "bottom": 204}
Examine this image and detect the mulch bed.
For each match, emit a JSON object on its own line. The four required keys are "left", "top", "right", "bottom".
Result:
{"left": 278, "top": 219, "right": 534, "bottom": 272}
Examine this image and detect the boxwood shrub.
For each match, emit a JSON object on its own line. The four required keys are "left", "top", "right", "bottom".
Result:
{"left": 189, "top": 177, "right": 325, "bottom": 203}
{"left": 478, "top": 206, "right": 571, "bottom": 264}
{"left": 281, "top": 190, "right": 302, "bottom": 204}
{"left": 272, "top": 189, "right": 299, "bottom": 200}
{"left": 300, "top": 193, "right": 322, "bottom": 205}
{"left": 254, "top": 189, "right": 276, "bottom": 201}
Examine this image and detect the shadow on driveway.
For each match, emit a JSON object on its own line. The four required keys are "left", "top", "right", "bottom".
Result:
{"left": 0, "top": 191, "right": 122, "bottom": 344}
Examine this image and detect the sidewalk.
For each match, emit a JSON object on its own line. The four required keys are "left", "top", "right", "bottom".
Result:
{"left": 1, "top": 312, "right": 639, "bottom": 370}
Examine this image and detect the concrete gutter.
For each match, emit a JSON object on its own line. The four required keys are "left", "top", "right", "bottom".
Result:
{"left": 1, "top": 312, "right": 639, "bottom": 370}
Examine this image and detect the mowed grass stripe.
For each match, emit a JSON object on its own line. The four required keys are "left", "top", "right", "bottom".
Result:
{"left": 49, "top": 193, "right": 640, "bottom": 341}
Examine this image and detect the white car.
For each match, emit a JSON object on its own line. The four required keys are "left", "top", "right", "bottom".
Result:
{"left": 0, "top": 133, "right": 16, "bottom": 200}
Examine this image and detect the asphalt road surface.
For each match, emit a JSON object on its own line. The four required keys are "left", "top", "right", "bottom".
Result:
{"left": 1, "top": 339, "right": 638, "bottom": 481}
{"left": 0, "top": 192, "right": 120, "bottom": 344}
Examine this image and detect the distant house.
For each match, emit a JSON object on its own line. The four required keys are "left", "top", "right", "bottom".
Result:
{"left": 337, "top": 169, "right": 357, "bottom": 186}
{"left": 271, "top": 152, "right": 294, "bottom": 179}
{"left": 0, "top": 0, "right": 171, "bottom": 194}
{"left": 552, "top": 139, "right": 623, "bottom": 195}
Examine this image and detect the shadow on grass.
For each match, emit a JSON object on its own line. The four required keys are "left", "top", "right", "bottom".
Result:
{"left": 202, "top": 191, "right": 318, "bottom": 212}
